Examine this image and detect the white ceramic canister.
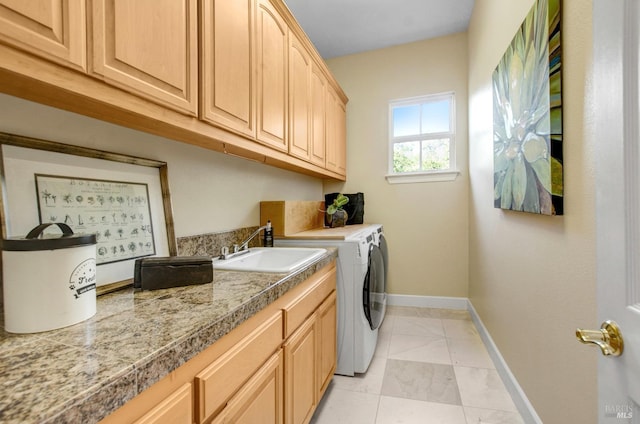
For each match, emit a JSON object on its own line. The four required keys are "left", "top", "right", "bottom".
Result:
{"left": 1, "top": 223, "right": 97, "bottom": 333}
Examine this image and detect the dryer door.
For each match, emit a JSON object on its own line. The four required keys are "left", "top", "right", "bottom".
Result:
{"left": 379, "top": 234, "right": 389, "bottom": 286}
{"left": 363, "top": 244, "right": 386, "bottom": 330}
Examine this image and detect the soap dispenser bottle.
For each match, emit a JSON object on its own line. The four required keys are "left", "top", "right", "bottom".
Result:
{"left": 263, "top": 220, "right": 274, "bottom": 247}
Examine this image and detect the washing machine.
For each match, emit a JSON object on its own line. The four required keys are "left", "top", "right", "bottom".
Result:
{"left": 275, "top": 224, "right": 387, "bottom": 376}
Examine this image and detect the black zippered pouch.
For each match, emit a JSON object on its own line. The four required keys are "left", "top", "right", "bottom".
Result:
{"left": 134, "top": 256, "right": 213, "bottom": 290}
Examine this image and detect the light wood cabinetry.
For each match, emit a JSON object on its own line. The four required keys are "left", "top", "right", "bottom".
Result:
{"left": 283, "top": 266, "right": 337, "bottom": 424}
{"left": 310, "top": 63, "right": 327, "bottom": 167}
{"left": 200, "top": 0, "right": 256, "bottom": 137}
{"left": 99, "top": 262, "right": 336, "bottom": 424}
{"left": 132, "top": 383, "right": 193, "bottom": 424}
{"left": 288, "top": 38, "right": 330, "bottom": 169}
{"left": 284, "top": 316, "right": 317, "bottom": 424}
{"left": 283, "top": 292, "right": 337, "bottom": 424}
{"left": 195, "top": 312, "right": 283, "bottom": 423}
{"left": 326, "top": 86, "right": 347, "bottom": 177}
{"left": 256, "top": 0, "right": 288, "bottom": 151}
{"left": 90, "top": 0, "right": 198, "bottom": 115}
{"left": 288, "top": 32, "right": 311, "bottom": 162}
{"left": 317, "top": 292, "right": 337, "bottom": 396}
{"left": 211, "top": 351, "right": 283, "bottom": 424}
{"left": 0, "top": 0, "right": 86, "bottom": 71}
{"left": 0, "top": 0, "right": 348, "bottom": 180}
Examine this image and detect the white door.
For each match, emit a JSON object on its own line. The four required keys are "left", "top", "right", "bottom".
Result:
{"left": 592, "top": 0, "right": 640, "bottom": 422}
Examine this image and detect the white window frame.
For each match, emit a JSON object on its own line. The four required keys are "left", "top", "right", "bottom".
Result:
{"left": 386, "top": 92, "right": 460, "bottom": 184}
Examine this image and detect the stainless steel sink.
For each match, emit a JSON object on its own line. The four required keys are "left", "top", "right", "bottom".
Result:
{"left": 212, "top": 247, "right": 326, "bottom": 273}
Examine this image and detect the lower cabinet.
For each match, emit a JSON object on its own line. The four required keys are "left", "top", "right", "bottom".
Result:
{"left": 195, "top": 312, "right": 284, "bottom": 422}
{"left": 211, "top": 351, "right": 283, "bottom": 424}
{"left": 99, "top": 261, "right": 336, "bottom": 424}
{"left": 284, "top": 316, "right": 317, "bottom": 424}
{"left": 284, "top": 292, "right": 337, "bottom": 424}
{"left": 132, "top": 383, "right": 193, "bottom": 424}
{"left": 317, "top": 292, "right": 337, "bottom": 396}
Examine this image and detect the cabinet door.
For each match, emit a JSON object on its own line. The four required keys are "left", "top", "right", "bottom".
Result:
{"left": 309, "top": 64, "right": 326, "bottom": 167}
{"left": 195, "top": 312, "right": 283, "bottom": 423}
{"left": 284, "top": 316, "right": 316, "bottom": 424}
{"left": 212, "top": 351, "right": 283, "bottom": 424}
{"left": 91, "top": 0, "right": 198, "bottom": 115}
{"left": 0, "top": 0, "right": 86, "bottom": 71}
{"left": 316, "top": 291, "right": 336, "bottom": 397}
{"left": 201, "top": 0, "right": 255, "bottom": 137}
{"left": 288, "top": 33, "right": 311, "bottom": 161}
{"left": 325, "top": 86, "right": 347, "bottom": 176}
{"left": 256, "top": 0, "right": 288, "bottom": 152}
{"left": 132, "top": 383, "right": 193, "bottom": 424}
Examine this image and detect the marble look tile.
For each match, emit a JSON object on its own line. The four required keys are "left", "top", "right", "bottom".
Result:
{"left": 388, "top": 334, "right": 451, "bottom": 364}
{"left": 310, "top": 384, "right": 379, "bottom": 424}
{"left": 332, "top": 354, "right": 387, "bottom": 394}
{"left": 386, "top": 305, "right": 423, "bottom": 317}
{"left": 447, "top": 338, "right": 495, "bottom": 368}
{"left": 381, "top": 359, "right": 461, "bottom": 405}
{"left": 435, "top": 309, "right": 472, "bottom": 321}
{"left": 454, "top": 367, "right": 518, "bottom": 412}
{"left": 392, "top": 316, "right": 445, "bottom": 337}
{"left": 385, "top": 307, "right": 470, "bottom": 320}
{"left": 376, "top": 315, "right": 394, "bottom": 358}
{"left": 376, "top": 396, "right": 467, "bottom": 424}
{"left": 463, "top": 406, "right": 525, "bottom": 424}
{"left": 442, "top": 318, "right": 481, "bottom": 340}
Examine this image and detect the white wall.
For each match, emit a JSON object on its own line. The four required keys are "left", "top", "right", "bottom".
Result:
{"left": 0, "top": 94, "right": 323, "bottom": 238}
{"left": 325, "top": 33, "right": 469, "bottom": 297}
{"left": 467, "top": 1, "right": 597, "bottom": 422}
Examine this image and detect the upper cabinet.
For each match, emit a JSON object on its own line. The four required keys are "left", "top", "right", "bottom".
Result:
{"left": 326, "top": 86, "right": 347, "bottom": 177}
{"left": 256, "top": 0, "right": 288, "bottom": 152}
{"left": 0, "top": 0, "right": 87, "bottom": 71}
{"left": 200, "top": 0, "right": 256, "bottom": 138}
{"left": 288, "top": 32, "right": 311, "bottom": 162}
{"left": 90, "top": 0, "right": 198, "bottom": 115}
{"left": 0, "top": 0, "right": 347, "bottom": 180}
{"left": 310, "top": 62, "right": 327, "bottom": 167}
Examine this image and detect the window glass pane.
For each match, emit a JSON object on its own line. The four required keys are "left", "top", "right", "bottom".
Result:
{"left": 393, "top": 141, "right": 420, "bottom": 172}
{"left": 393, "top": 105, "right": 420, "bottom": 137}
{"left": 421, "top": 139, "right": 450, "bottom": 170}
{"left": 421, "top": 99, "right": 450, "bottom": 133}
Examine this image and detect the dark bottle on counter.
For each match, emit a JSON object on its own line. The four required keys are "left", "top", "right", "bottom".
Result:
{"left": 263, "top": 220, "right": 274, "bottom": 247}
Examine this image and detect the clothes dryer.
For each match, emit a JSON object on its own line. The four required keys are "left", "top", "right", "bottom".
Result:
{"left": 275, "top": 224, "right": 386, "bottom": 375}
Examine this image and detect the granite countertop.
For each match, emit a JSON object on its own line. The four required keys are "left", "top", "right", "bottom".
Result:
{"left": 0, "top": 248, "right": 337, "bottom": 424}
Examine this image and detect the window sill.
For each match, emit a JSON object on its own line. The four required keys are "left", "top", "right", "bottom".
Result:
{"left": 385, "top": 170, "right": 460, "bottom": 184}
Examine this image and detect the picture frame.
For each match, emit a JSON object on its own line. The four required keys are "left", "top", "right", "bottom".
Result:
{"left": 0, "top": 132, "right": 177, "bottom": 295}
{"left": 492, "top": 0, "right": 563, "bottom": 215}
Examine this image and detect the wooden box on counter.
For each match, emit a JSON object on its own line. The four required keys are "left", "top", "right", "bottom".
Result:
{"left": 260, "top": 201, "right": 325, "bottom": 236}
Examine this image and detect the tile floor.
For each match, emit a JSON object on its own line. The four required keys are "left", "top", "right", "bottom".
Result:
{"left": 310, "top": 306, "right": 526, "bottom": 424}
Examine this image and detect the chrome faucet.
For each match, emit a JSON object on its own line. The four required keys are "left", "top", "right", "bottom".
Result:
{"left": 219, "top": 225, "right": 268, "bottom": 260}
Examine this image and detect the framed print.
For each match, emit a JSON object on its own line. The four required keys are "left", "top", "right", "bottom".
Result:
{"left": 0, "top": 132, "right": 177, "bottom": 294}
{"left": 492, "top": 0, "right": 563, "bottom": 215}
{"left": 35, "top": 174, "right": 156, "bottom": 264}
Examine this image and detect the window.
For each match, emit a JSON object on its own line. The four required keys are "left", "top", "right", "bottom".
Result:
{"left": 387, "top": 93, "right": 458, "bottom": 183}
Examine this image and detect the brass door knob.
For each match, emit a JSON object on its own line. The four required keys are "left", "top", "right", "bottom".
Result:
{"left": 576, "top": 320, "right": 624, "bottom": 356}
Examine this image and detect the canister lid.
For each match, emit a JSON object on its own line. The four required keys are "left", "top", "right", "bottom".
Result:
{"left": 1, "top": 223, "right": 97, "bottom": 252}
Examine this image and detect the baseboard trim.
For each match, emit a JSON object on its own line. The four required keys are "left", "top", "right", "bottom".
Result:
{"left": 386, "top": 294, "right": 468, "bottom": 310}
{"left": 386, "top": 294, "right": 542, "bottom": 423}
{"left": 467, "top": 301, "right": 543, "bottom": 424}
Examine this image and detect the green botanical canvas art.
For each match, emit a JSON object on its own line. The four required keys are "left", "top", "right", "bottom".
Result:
{"left": 493, "top": 0, "right": 563, "bottom": 215}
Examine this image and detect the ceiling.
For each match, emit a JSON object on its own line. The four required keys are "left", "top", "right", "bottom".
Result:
{"left": 283, "top": 0, "right": 475, "bottom": 59}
